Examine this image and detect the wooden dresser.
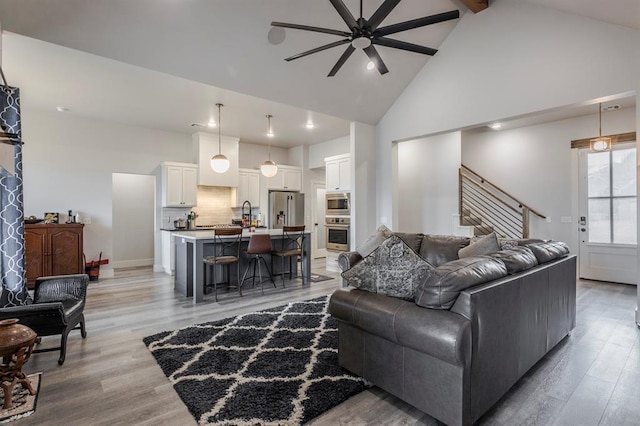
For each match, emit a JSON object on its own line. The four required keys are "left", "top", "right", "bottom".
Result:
{"left": 24, "top": 223, "right": 84, "bottom": 289}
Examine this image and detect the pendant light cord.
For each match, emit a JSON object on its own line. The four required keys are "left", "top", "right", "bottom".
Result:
{"left": 216, "top": 103, "right": 223, "bottom": 154}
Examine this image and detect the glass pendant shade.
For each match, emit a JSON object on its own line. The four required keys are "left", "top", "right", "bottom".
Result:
{"left": 211, "top": 154, "right": 230, "bottom": 173}
{"left": 590, "top": 103, "right": 612, "bottom": 152}
{"left": 261, "top": 160, "right": 278, "bottom": 178}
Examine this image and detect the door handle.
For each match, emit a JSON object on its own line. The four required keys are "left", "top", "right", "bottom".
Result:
{"left": 580, "top": 228, "right": 586, "bottom": 232}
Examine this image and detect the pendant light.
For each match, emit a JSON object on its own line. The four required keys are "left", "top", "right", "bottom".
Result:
{"left": 210, "top": 103, "right": 230, "bottom": 173}
{"left": 261, "top": 114, "right": 279, "bottom": 178}
{"left": 590, "top": 103, "right": 612, "bottom": 152}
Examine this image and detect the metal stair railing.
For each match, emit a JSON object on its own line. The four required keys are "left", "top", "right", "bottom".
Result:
{"left": 459, "top": 165, "right": 546, "bottom": 238}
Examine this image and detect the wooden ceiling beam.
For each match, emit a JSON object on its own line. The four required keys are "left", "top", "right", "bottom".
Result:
{"left": 461, "top": 0, "right": 489, "bottom": 13}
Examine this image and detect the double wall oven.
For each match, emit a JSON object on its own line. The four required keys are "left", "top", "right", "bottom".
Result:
{"left": 325, "top": 192, "right": 350, "bottom": 252}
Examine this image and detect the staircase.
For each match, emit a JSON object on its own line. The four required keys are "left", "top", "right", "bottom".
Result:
{"left": 459, "top": 165, "right": 546, "bottom": 238}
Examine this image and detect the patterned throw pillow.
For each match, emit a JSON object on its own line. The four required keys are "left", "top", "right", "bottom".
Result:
{"left": 342, "top": 235, "right": 434, "bottom": 301}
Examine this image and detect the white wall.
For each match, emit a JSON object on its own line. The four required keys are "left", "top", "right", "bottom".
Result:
{"left": 238, "top": 142, "right": 289, "bottom": 169}
{"left": 397, "top": 132, "right": 461, "bottom": 234}
{"left": 22, "top": 108, "right": 192, "bottom": 277}
{"left": 462, "top": 107, "right": 636, "bottom": 250}
{"left": 308, "top": 136, "right": 349, "bottom": 169}
{"left": 351, "top": 122, "right": 377, "bottom": 247}
{"left": 377, "top": 0, "right": 639, "bottom": 227}
{"left": 112, "top": 173, "right": 155, "bottom": 268}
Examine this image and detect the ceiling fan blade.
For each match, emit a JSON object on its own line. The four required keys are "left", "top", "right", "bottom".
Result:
{"left": 271, "top": 22, "right": 351, "bottom": 37}
{"left": 328, "top": 45, "right": 355, "bottom": 77}
{"left": 329, "top": 0, "right": 358, "bottom": 30}
{"left": 363, "top": 45, "right": 389, "bottom": 75}
{"left": 284, "top": 39, "right": 351, "bottom": 62}
{"left": 374, "top": 10, "right": 460, "bottom": 37}
{"left": 373, "top": 37, "right": 437, "bottom": 56}
{"left": 367, "top": 0, "right": 402, "bottom": 30}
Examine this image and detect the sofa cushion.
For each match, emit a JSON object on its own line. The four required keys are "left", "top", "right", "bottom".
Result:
{"left": 488, "top": 246, "right": 538, "bottom": 274}
{"left": 394, "top": 232, "right": 423, "bottom": 254}
{"left": 526, "top": 241, "right": 570, "bottom": 264}
{"left": 419, "top": 234, "right": 471, "bottom": 267}
{"left": 356, "top": 224, "right": 393, "bottom": 258}
{"left": 459, "top": 232, "right": 500, "bottom": 259}
{"left": 342, "top": 235, "right": 434, "bottom": 301}
{"left": 415, "top": 256, "right": 508, "bottom": 309}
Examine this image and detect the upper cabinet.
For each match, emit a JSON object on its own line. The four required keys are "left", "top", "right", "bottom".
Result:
{"left": 160, "top": 162, "right": 198, "bottom": 207}
{"left": 325, "top": 154, "right": 350, "bottom": 192}
{"left": 266, "top": 165, "right": 302, "bottom": 191}
{"left": 231, "top": 168, "right": 261, "bottom": 207}
{"left": 192, "top": 132, "right": 239, "bottom": 187}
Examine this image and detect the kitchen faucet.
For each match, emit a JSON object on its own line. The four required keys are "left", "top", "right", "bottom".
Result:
{"left": 242, "top": 200, "right": 252, "bottom": 227}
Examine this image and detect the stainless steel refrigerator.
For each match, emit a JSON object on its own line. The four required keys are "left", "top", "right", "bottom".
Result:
{"left": 269, "top": 191, "right": 305, "bottom": 229}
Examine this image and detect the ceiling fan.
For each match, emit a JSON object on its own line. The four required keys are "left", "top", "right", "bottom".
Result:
{"left": 271, "top": 0, "right": 460, "bottom": 77}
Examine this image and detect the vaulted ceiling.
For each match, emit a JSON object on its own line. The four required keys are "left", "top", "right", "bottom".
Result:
{"left": 0, "top": 0, "right": 637, "bottom": 146}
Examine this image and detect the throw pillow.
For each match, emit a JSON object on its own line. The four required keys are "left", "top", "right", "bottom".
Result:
{"left": 419, "top": 234, "right": 471, "bottom": 267}
{"left": 458, "top": 232, "right": 500, "bottom": 259}
{"left": 488, "top": 246, "right": 538, "bottom": 274}
{"left": 415, "top": 256, "right": 508, "bottom": 310}
{"left": 356, "top": 224, "right": 393, "bottom": 258}
{"left": 393, "top": 232, "right": 423, "bottom": 254}
{"left": 342, "top": 235, "right": 434, "bottom": 301}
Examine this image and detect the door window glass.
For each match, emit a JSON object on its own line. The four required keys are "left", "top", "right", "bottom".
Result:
{"left": 587, "top": 146, "right": 637, "bottom": 244}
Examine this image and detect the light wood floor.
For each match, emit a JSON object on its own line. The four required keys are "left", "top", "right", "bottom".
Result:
{"left": 17, "top": 260, "right": 640, "bottom": 426}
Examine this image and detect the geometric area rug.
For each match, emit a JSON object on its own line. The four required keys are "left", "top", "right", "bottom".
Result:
{"left": 143, "top": 295, "right": 369, "bottom": 425}
{"left": 0, "top": 372, "right": 41, "bottom": 423}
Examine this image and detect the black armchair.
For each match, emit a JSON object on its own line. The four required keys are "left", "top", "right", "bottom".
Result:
{"left": 0, "top": 274, "right": 89, "bottom": 365}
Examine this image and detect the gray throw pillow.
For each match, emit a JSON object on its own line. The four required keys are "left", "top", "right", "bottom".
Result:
{"left": 356, "top": 224, "right": 393, "bottom": 258}
{"left": 342, "top": 235, "right": 434, "bottom": 301}
{"left": 458, "top": 232, "right": 500, "bottom": 258}
{"left": 415, "top": 256, "right": 508, "bottom": 309}
{"left": 419, "top": 234, "right": 471, "bottom": 267}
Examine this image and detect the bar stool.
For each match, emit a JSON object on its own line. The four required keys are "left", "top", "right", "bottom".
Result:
{"left": 271, "top": 225, "right": 306, "bottom": 287}
{"left": 203, "top": 228, "right": 243, "bottom": 302}
{"left": 240, "top": 233, "right": 276, "bottom": 295}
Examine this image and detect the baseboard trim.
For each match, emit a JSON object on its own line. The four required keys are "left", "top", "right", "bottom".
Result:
{"left": 112, "top": 258, "right": 154, "bottom": 269}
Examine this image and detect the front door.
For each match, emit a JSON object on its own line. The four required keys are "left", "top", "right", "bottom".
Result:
{"left": 578, "top": 144, "right": 637, "bottom": 284}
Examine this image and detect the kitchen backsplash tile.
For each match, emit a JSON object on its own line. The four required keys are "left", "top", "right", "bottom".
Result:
{"left": 192, "top": 186, "right": 233, "bottom": 225}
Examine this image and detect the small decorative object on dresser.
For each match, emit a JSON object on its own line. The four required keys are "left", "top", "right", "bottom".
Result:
{"left": 43, "top": 212, "right": 58, "bottom": 224}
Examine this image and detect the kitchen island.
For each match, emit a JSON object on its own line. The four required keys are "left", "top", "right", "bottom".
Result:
{"left": 173, "top": 228, "right": 311, "bottom": 303}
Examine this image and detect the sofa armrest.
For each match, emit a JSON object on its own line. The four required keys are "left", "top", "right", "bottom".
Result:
{"left": 337, "top": 251, "right": 363, "bottom": 288}
{"left": 34, "top": 274, "right": 89, "bottom": 304}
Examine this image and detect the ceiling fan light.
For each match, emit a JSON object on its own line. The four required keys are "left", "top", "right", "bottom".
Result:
{"left": 366, "top": 61, "right": 375, "bottom": 71}
{"left": 351, "top": 36, "right": 371, "bottom": 49}
{"left": 260, "top": 160, "right": 278, "bottom": 178}
{"left": 211, "top": 154, "right": 230, "bottom": 173}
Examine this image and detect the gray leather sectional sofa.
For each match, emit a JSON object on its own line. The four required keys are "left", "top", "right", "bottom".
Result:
{"left": 329, "top": 234, "right": 576, "bottom": 426}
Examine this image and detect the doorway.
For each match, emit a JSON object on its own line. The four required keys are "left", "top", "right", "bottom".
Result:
{"left": 112, "top": 173, "right": 155, "bottom": 268}
{"left": 578, "top": 144, "right": 637, "bottom": 284}
{"left": 311, "top": 181, "right": 326, "bottom": 259}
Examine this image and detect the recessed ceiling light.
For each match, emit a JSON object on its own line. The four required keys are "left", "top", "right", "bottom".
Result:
{"left": 489, "top": 123, "right": 502, "bottom": 130}
{"left": 56, "top": 106, "right": 69, "bottom": 112}
{"left": 305, "top": 120, "right": 315, "bottom": 129}
{"left": 207, "top": 119, "right": 217, "bottom": 128}
{"left": 366, "top": 61, "right": 375, "bottom": 71}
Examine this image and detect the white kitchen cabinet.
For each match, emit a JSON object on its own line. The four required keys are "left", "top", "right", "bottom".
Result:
{"left": 232, "top": 168, "right": 261, "bottom": 207}
{"left": 325, "top": 154, "right": 350, "bottom": 191}
{"left": 266, "top": 165, "right": 302, "bottom": 191}
{"left": 192, "top": 132, "right": 239, "bottom": 187}
{"left": 160, "top": 162, "right": 198, "bottom": 207}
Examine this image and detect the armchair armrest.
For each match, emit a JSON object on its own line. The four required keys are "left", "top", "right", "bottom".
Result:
{"left": 34, "top": 274, "right": 89, "bottom": 304}
{"left": 0, "top": 302, "right": 67, "bottom": 325}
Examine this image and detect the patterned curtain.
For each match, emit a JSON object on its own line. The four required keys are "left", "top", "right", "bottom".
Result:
{"left": 0, "top": 74, "right": 28, "bottom": 307}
